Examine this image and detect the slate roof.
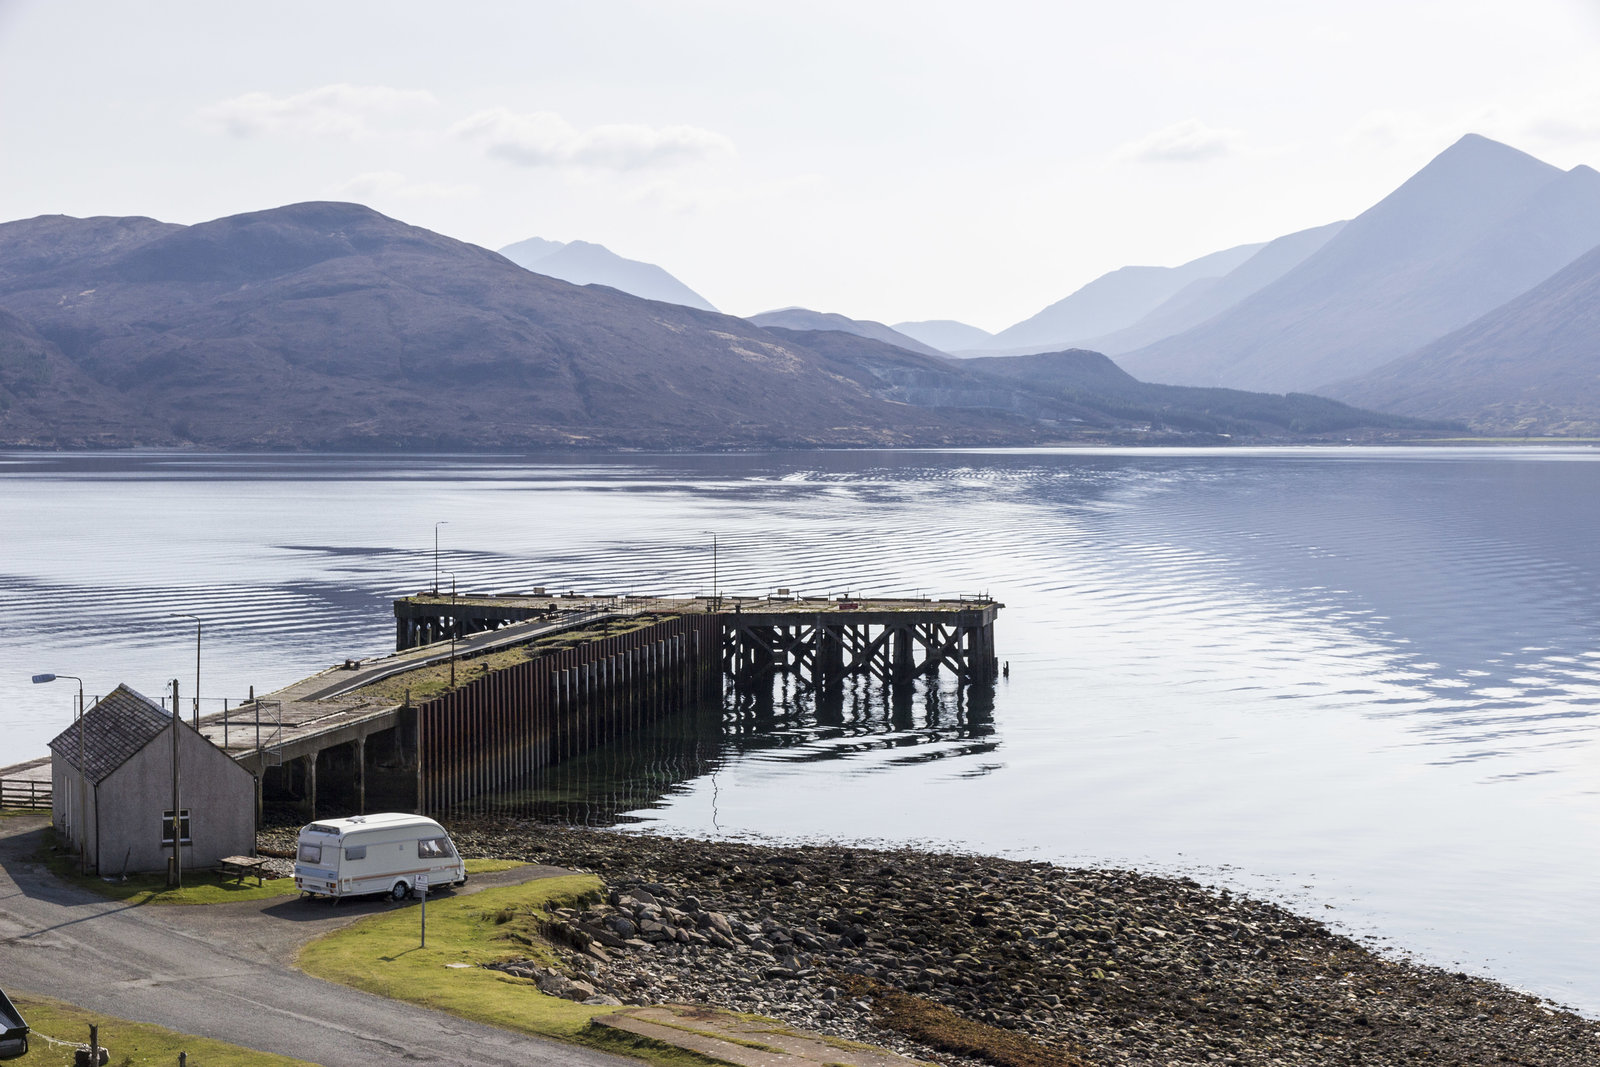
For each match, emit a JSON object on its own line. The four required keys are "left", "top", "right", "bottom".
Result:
{"left": 48, "top": 683, "right": 176, "bottom": 785}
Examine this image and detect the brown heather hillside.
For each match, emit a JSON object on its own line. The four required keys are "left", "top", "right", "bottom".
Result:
{"left": 0, "top": 202, "right": 1051, "bottom": 450}
{"left": 0, "top": 201, "right": 1457, "bottom": 450}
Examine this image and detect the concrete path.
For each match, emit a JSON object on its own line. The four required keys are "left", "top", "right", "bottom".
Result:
{"left": 0, "top": 815, "right": 635, "bottom": 1067}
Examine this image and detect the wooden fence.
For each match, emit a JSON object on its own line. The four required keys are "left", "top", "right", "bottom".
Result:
{"left": 0, "top": 777, "right": 52, "bottom": 810}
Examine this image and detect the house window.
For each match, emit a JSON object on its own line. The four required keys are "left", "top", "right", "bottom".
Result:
{"left": 161, "top": 809, "right": 191, "bottom": 845}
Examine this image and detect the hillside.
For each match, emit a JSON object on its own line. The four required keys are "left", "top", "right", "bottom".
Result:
{"left": 1326, "top": 241, "right": 1600, "bottom": 435}
{"left": 1119, "top": 135, "right": 1600, "bottom": 392}
{"left": 0, "top": 203, "right": 1051, "bottom": 449}
{"left": 966, "top": 350, "right": 1460, "bottom": 437}
{"left": 1084, "top": 220, "right": 1346, "bottom": 355}
{"left": 498, "top": 236, "right": 717, "bottom": 311}
{"left": 0, "top": 202, "right": 1461, "bottom": 450}
{"left": 746, "top": 308, "right": 947, "bottom": 358}
{"left": 0, "top": 308, "right": 163, "bottom": 447}
{"left": 982, "top": 241, "right": 1265, "bottom": 354}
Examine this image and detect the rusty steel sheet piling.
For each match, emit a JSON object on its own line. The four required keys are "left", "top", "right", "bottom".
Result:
{"left": 415, "top": 614, "right": 720, "bottom": 817}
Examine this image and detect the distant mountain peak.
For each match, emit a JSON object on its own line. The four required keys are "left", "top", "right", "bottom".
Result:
{"left": 1117, "top": 134, "right": 1600, "bottom": 395}
{"left": 498, "top": 236, "right": 716, "bottom": 312}
{"left": 747, "top": 307, "right": 948, "bottom": 358}
{"left": 892, "top": 319, "right": 996, "bottom": 355}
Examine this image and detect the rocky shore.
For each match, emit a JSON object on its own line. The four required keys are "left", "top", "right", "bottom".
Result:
{"left": 271, "top": 821, "right": 1600, "bottom": 1066}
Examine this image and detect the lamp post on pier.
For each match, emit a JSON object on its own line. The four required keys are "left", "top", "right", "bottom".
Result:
{"left": 31, "top": 672, "right": 84, "bottom": 871}
{"left": 433, "top": 521, "right": 449, "bottom": 594}
{"left": 448, "top": 573, "right": 458, "bottom": 688}
{"left": 702, "top": 530, "right": 718, "bottom": 612}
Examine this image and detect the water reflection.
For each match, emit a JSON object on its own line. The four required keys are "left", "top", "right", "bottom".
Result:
{"left": 488, "top": 676, "right": 999, "bottom": 825}
{"left": 7, "top": 448, "right": 1600, "bottom": 1011}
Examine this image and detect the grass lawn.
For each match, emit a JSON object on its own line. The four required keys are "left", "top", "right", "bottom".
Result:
{"left": 296, "top": 874, "right": 718, "bottom": 1066}
{"left": 38, "top": 834, "right": 522, "bottom": 905}
{"left": 0, "top": 808, "right": 50, "bottom": 820}
{"left": 5, "top": 992, "right": 315, "bottom": 1066}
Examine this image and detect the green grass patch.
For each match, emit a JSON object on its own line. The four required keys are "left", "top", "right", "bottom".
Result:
{"left": 0, "top": 807, "right": 49, "bottom": 820}
{"left": 37, "top": 840, "right": 297, "bottom": 905}
{"left": 296, "top": 874, "right": 720, "bottom": 1065}
{"left": 37, "top": 837, "right": 522, "bottom": 906}
{"left": 7, "top": 991, "right": 315, "bottom": 1066}
{"left": 464, "top": 857, "right": 527, "bottom": 875}
{"left": 355, "top": 614, "right": 676, "bottom": 704}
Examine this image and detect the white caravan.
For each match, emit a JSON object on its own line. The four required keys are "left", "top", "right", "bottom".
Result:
{"left": 293, "top": 813, "right": 466, "bottom": 901}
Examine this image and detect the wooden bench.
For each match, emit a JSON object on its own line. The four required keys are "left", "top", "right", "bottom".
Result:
{"left": 217, "top": 855, "right": 271, "bottom": 885}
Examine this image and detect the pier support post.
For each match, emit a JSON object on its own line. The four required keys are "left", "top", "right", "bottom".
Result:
{"left": 303, "top": 754, "right": 317, "bottom": 821}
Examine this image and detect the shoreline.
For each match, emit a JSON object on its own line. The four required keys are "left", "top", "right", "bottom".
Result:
{"left": 390, "top": 819, "right": 1600, "bottom": 1067}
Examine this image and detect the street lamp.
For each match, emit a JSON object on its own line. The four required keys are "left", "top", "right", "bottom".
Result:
{"left": 32, "top": 672, "right": 85, "bottom": 871}
{"left": 434, "top": 521, "right": 449, "bottom": 594}
{"left": 169, "top": 614, "right": 201, "bottom": 728}
{"left": 701, "top": 530, "right": 718, "bottom": 612}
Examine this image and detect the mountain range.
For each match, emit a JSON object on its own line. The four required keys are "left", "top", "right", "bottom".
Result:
{"left": 1116, "top": 135, "right": 1600, "bottom": 394}
{"left": 833, "top": 134, "right": 1600, "bottom": 433}
{"left": 499, "top": 236, "right": 718, "bottom": 312}
{"left": 0, "top": 201, "right": 1443, "bottom": 450}
{"left": 980, "top": 240, "right": 1267, "bottom": 355}
{"left": 1325, "top": 240, "right": 1600, "bottom": 435}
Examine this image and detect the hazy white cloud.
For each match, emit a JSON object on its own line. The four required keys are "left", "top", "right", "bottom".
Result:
{"left": 1344, "top": 110, "right": 1443, "bottom": 153}
{"left": 199, "top": 84, "right": 439, "bottom": 138}
{"left": 1344, "top": 87, "right": 1600, "bottom": 174}
{"left": 1478, "top": 83, "right": 1600, "bottom": 149}
{"left": 329, "top": 171, "right": 477, "bottom": 202}
{"left": 625, "top": 173, "right": 827, "bottom": 215}
{"left": 453, "top": 108, "right": 735, "bottom": 171}
{"left": 1116, "top": 119, "right": 1245, "bottom": 164}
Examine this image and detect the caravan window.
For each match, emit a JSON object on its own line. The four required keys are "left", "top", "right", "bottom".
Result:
{"left": 418, "top": 837, "right": 453, "bottom": 859}
{"left": 297, "top": 842, "right": 322, "bottom": 863}
{"left": 345, "top": 845, "right": 367, "bottom": 861}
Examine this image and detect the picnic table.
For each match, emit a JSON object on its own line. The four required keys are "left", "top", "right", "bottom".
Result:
{"left": 217, "top": 855, "right": 271, "bottom": 885}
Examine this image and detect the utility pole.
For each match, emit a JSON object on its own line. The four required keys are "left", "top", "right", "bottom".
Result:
{"left": 169, "top": 678, "right": 182, "bottom": 888}
{"left": 169, "top": 614, "right": 202, "bottom": 728}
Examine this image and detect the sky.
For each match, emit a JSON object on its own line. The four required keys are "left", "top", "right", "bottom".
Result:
{"left": 3, "top": 1, "right": 1600, "bottom": 331}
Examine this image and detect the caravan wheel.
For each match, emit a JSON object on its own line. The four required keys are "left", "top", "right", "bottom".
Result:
{"left": 390, "top": 881, "right": 409, "bottom": 902}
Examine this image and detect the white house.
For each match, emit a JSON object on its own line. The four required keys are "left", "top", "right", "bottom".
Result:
{"left": 49, "top": 684, "right": 256, "bottom": 875}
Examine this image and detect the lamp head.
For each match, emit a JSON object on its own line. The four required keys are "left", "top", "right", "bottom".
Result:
{"left": 31, "top": 673, "right": 56, "bottom": 684}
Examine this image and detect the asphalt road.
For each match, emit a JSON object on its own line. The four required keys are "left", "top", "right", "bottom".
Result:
{"left": 0, "top": 815, "right": 635, "bottom": 1066}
